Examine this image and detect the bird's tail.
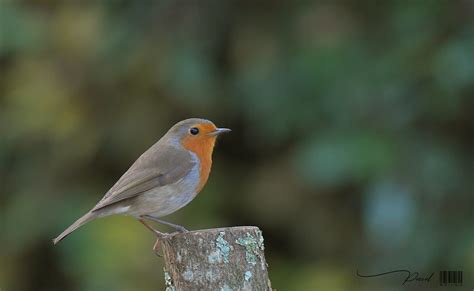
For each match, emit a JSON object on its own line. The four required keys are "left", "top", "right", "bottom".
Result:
{"left": 53, "top": 212, "right": 96, "bottom": 245}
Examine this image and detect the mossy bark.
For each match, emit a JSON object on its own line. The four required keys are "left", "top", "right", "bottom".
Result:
{"left": 159, "top": 226, "right": 272, "bottom": 290}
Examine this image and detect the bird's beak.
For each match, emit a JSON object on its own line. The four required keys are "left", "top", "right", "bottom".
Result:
{"left": 209, "top": 128, "right": 231, "bottom": 136}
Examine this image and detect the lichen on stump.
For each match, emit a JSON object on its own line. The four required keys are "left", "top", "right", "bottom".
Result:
{"left": 159, "top": 226, "right": 272, "bottom": 290}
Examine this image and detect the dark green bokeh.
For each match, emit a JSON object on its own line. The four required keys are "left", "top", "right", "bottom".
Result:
{"left": 1, "top": 1, "right": 473, "bottom": 290}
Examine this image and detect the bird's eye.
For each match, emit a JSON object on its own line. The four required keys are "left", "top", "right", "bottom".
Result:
{"left": 190, "top": 127, "right": 199, "bottom": 135}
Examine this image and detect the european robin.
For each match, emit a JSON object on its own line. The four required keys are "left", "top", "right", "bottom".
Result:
{"left": 53, "top": 118, "right": 230, "bottom": 245}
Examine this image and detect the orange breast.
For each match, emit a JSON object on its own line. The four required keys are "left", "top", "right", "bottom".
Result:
{"left": 181, "top": 135, "right": 216, "bottom": 192}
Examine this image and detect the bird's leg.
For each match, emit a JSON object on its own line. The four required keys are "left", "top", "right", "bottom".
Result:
{"left": 138, "top": 218, "right": 168, "bottom": 256}
{"left": 138, "top": 218, "right": 168, "bottom": 237}
{"left": 143, "top": 215, "right": 189, "bottom": 233}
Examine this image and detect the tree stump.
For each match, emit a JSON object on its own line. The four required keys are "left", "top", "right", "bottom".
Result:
{"left": 158, "top": 226, "right": 272, "bottom": 290}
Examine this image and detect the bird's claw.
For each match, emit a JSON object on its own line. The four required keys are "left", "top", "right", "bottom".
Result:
{"left": 153, "top": 239, "right": 163, "bottom": 256}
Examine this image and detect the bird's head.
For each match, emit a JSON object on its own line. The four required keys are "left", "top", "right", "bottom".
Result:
{"left": 166, "top": 118, "right": 231, "bottom": 158}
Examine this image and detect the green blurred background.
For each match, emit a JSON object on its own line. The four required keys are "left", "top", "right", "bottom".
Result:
{"left": 1, "top": 1, "right": 473, "bottom": 290}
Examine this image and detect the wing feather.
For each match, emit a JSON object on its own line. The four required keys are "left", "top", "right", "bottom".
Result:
{"left": 91, "top": 144, "right": 195, "bottom": 212}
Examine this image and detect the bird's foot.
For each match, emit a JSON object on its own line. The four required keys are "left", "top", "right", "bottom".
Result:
{"left": 174, "top": 225, "right": 188, "bottom": 233}
{"left": 153, "top": 229, "right": 168, "bottom": 238}
{"left": 153, "top": 239, "right": 163, "bottom": 256}
{"left": 152, "top": 231, "right": 184, "bottom": 257}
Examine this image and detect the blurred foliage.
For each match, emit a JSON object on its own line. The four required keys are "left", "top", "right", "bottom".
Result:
{"left": 1, "top": 0, "right": 473, "bottom": 290}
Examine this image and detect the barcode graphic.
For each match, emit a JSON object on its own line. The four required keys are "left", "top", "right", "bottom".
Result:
{"left": 439, "top": 271, "right": 462, "bottom": 286}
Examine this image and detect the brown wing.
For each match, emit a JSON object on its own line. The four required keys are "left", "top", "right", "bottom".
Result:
{"left": 91, "top": 144, "right": 195, "bottom": 212}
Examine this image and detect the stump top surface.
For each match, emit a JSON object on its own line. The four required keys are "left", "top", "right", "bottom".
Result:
{"left": 167, "top": 226, "right": 260, "bottom": 237}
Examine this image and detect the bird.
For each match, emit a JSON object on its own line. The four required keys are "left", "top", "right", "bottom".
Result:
{"left": 53, "top": 118, "right": 230, "bottom": 245}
